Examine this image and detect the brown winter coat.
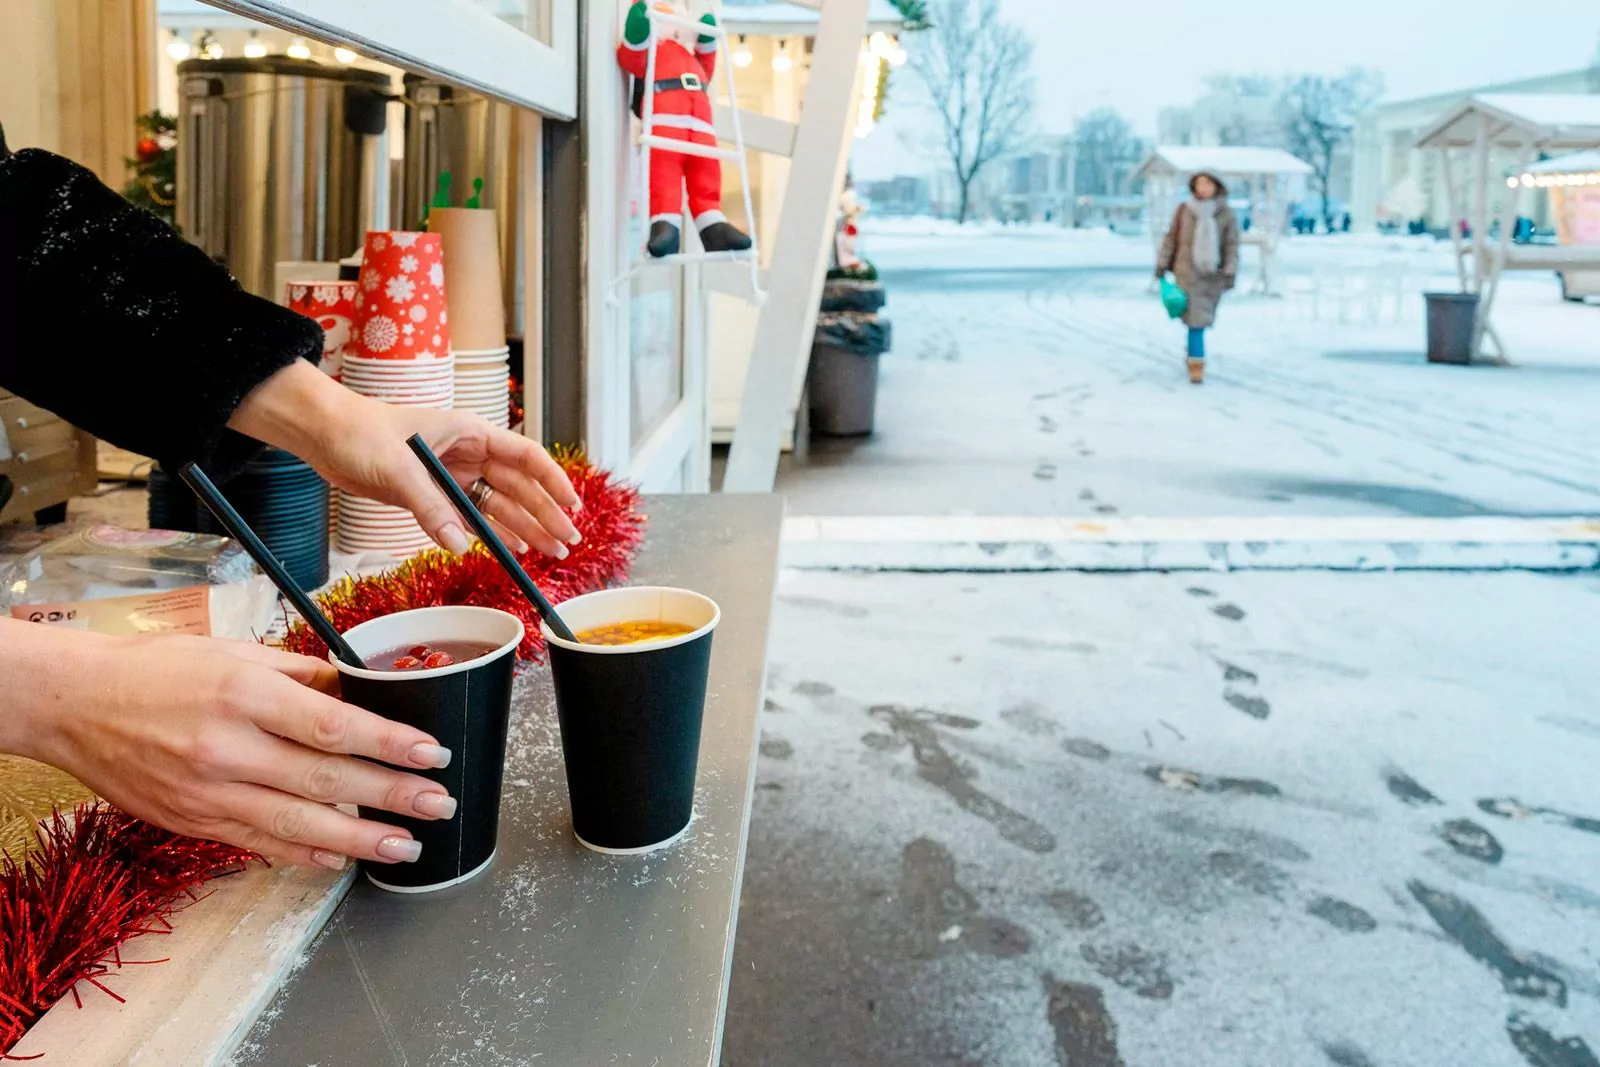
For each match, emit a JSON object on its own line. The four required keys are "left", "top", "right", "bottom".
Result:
{"left": 1156, "top": 182, "right": 1240, "bottom": 330}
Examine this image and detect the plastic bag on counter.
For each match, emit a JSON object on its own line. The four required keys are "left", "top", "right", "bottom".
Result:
{"left": 0, "top": 526, "right": 277, "bottom": 640}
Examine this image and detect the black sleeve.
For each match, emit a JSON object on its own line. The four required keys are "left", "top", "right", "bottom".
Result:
{"left": 0, "top": 148, "right": 323, "bottom": 480}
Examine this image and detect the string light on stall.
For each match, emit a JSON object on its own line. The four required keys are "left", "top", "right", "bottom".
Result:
{"left": 1512, "top": 169, "right": 1600, "bottom": 189}
{"left": 772, "top": 38, "right": 793, "bottom": 73}
{"left": 286, "top": 37, "right": 312, "bottom": 60}
{"left": 854, "top": 39, "right": 891, "bottom": 139}
{"left": 733, "top": 34, "right": 753, "bottom": 68}
{"left": 334, "top": 46, "right": 359, "bottom": 64}
{"left": 165, "top": 32, "right": 191, "bottom": 62}
{"left": 199, "top": 31, "right": 224, "bottom": 60}
{"left": 243, "top": 32, "right": 268, "bottom": 59}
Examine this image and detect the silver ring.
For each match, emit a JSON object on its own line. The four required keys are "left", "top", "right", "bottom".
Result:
{"left": 469, "top": 478, "right": 495, "bottom": 511}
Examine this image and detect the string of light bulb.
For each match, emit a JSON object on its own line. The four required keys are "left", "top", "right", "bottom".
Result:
{"left": 162, "top": 28, "right": 358, "bottom": 65}
{"left": 1507, "top": 172, "right": 1600, "bottom": 189}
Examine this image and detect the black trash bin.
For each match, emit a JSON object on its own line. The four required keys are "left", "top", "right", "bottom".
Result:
{"left": 1424, "top": 292, "right": 1479, "bottom": 365}
{"left": 808, "top": 314, "right": 891, "bottom": 436}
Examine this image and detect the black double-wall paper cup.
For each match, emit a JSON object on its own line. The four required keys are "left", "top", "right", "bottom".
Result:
{"left": 333, "top": 606, "right": 524, "bottom": 893}
{"left": 542, "top": 587, "right": 721, "bottom": 854}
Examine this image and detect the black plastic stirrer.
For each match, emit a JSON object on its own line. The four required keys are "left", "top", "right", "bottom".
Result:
{"left": 178, "top": 462, "right": 368, "bottom": 669}
{"left": 405, "top": 435, "right": 580, "bottom": 643}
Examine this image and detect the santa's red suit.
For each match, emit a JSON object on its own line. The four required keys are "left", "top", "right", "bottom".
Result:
{"left": 617, "top": 27, "right": 724, "bottom": 230}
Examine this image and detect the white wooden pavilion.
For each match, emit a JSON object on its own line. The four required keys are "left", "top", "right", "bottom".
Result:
{"left": 1135, "top": 146, "right": 1314, "bottom": 295}
{"left": 1415, "top": 94, "right": 1600, "bottom": 361}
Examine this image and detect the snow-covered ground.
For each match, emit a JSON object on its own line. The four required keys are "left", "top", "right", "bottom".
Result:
{"left": 729, "top": 226, "right": 1600, "bottom": 1067}
{"left": 776, "top": 225, "right": 1600, "bottom": 520}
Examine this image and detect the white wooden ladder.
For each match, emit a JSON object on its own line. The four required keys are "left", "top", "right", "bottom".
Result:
{"left": 717, "top": 0, "right": 874, "bottom": 493}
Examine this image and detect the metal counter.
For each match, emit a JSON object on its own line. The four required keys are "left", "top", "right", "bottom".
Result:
{"left": 234, "top": 494, "right": 783, "bottom": 1066}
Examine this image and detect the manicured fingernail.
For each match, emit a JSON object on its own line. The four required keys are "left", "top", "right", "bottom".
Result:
{"left": 311, "top": 849, "right": 347, "bottom": 870}
{"left": 569, "top": 498, "right": 583, "bottom": 512}
{"left": 378, "top": 836, "right": 423, "bottom": 863}
{"left": 566, "top": 530, "right": 583, "bottom": 545}
{"left": 410, "top": 742, "right": 452, "bottom": 768}
{"left": 555, "top": 543, "right": 569, "bottom": 560}
{"left": 439, "top": 523, "right": 472, "bottom": 556}
{"left": 413, "top": 792, "right": 457, "bottom": 819}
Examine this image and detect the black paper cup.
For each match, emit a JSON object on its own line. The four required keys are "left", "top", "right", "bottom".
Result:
{"left": 333, "top": 606, "right": 525, "bottom": 893}
{"left": 541, "top": 587, "right": 720, "bottom": 855}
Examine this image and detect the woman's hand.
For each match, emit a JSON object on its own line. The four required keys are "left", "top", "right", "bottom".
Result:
{"left": 1, "top": 619, "right": 457, "bottom": 870}
{"left": 231, "top": 360, "right": 582, "bottom": 558}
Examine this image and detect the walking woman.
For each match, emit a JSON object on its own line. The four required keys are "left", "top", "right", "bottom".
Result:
{"left": 1156, "top": 171, "right": 1239, "bottom": 384}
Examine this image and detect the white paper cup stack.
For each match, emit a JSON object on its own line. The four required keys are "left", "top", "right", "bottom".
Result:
{"left": 335, "top": 491, "right": 437, "bottom": 557}
{"left": 453, "top": 346, "right": 511, "bottom": 429}
{"left": 341, "top": 353, "right": 457, "bottom": 410}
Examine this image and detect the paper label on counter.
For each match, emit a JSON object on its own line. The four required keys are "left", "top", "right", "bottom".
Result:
{"left": 10, "top": 585, "right": 212, "bottom": 636}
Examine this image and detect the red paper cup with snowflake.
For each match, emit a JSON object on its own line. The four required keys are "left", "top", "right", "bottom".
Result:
{"left": 286, "top": 279, "right": 359, "bottom": 378}
{"left": 350, "top": 231, "right": 451, "bottom": 360}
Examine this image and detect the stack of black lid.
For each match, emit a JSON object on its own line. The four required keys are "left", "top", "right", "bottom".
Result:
{"left": 151, "top": 448, "right": 330, "bottom": 590}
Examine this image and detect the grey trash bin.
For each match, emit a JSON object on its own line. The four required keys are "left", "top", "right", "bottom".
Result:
{"left": 1424, "top": 292, "right": 1479, "bottom": 365}
{"left": 808, "top": 314, "right": 891, "bottom": 437}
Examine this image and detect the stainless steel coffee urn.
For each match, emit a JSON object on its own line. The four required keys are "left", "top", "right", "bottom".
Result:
{"left": 177, "top": 57, "right": 392, "bottom": 300}
{"left": 402, "top": 76, "right": 521, "bottom": 334}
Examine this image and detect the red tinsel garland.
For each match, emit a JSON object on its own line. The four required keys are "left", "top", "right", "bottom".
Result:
{"left": 0, "top": 451, "right": 642, "bottom": 1058}
{"left": 281, "top": 448, "right": 645, "bottom": 663}
{"left": 0, "top": 804, "right": 260, "bottom": 1057}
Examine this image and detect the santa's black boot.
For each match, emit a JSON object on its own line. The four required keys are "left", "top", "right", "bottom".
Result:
{"left": 698, "top": 221, "right": 752, "bottom": 254}
{"left": 647, "top": 220, "right": 681, "bottom": 258}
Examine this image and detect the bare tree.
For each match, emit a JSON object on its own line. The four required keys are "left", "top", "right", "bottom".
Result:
{"left": 909, "top": 0, "right": 1035, "bottom": 223}
{"left": 1072, "top": 107, "right": 1144, "bottom": 197}
{"left": 1200, "top": 74, "right": 1280, "bottom": 146}
{"left": 1277, "top": 69, "right": 1384, "bottom": 230}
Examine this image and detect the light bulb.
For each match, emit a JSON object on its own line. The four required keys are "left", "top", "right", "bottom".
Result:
{"left": 1506, "top": 177, "right": 1518, "bottom": 189}
{"left": 888, "top": 37, "right": 908, "bottom": 68}
{"left": 286, "top": 38, "right": 312, "bottom": 60}
{"left": 166, "top": 35, "right": 191, "bottom": 61}
{"left": 869, "top": 32, "right": 889, "bottom": 56}
{"left": 200, "top": 32, "right": 223, "bottom": 59}
{"left": 334, "top": 46, "right": 358, "bottom": 64}
{"left": 772, "top": 39, "right": 793, "bottom": 73}
{"left": 733, "top": 35, "right": 752, "bottom": 68}
{"left": 243, "top": 33, "right": 267, "bottom": 58}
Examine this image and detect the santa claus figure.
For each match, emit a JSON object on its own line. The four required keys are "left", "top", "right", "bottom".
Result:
{"left": 618, "top": 1, "right": 753, "bottom": 258}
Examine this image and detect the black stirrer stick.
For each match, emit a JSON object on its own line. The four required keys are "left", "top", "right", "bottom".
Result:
{"left": 177, "top": 462, "right": 368, "bottom": 670}
{"left": 405, "top": 435, "right": 581, "bottom": 643}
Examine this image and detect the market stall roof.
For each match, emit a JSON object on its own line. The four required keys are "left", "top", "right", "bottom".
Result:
{"left": 1414, "top": 94, "right": 1600, "bottom": 151}
{"left": 1135, "top": 146, "right": 1314, "bottom": 181}
{"left": 1526, "top": 149, "right": 1600, "bottom": 175}
{"left": 720, "top": 0, "right": 906, "bottom": 35}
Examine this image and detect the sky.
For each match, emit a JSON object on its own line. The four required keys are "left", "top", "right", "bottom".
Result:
{"left": 854, "top": 0, "right": 1600, "bottom": 180}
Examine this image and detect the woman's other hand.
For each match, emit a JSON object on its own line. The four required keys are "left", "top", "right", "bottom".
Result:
{"left": 2, "top": 619, "right": 458, "bottom": 870}
{"left": 231, "top": 361, "right": 582, "bottom": 558}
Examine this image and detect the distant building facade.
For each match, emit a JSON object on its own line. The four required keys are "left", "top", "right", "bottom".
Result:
{"left": 1350, "top": 68, "right": 1596, "bottom": 232}
{"left": 858, "top": 175, "right": 931, "bottom": 216}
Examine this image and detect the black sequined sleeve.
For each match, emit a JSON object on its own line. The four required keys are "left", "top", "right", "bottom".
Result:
{"left": 0, "top": 148, "right": 322, "bottom": 480}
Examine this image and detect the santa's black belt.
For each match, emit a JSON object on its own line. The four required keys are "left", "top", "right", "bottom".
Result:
{"left": 653, "top": 74, "right": 705, "bottom": 92}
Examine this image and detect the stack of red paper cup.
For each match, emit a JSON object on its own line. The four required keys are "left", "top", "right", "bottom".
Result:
{"left": 285, "top": 280, "right": 359, "bottom": 380}
{"left": 337, "top": 231, "right": 454, "bottom": 557}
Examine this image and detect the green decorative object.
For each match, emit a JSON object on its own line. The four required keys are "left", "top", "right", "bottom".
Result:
{"left": 1160, "top": 275, "right": 1188, "bottom": 320}
{"left": 122, "top": 110, "right": 178, "bottom": 228}
{"left": 464, "top": 176, "right": 484, "bottom": 209}
{"left": 431, "top": 171, "right": 454, "bottom": 209}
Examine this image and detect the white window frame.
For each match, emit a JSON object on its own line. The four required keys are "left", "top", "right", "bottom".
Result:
{"left": 200, "top": 0, "right": 577, "bottom": 119}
